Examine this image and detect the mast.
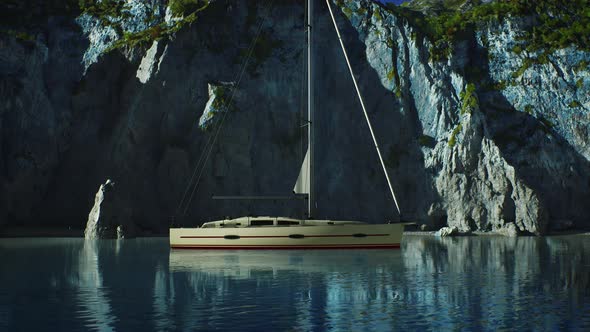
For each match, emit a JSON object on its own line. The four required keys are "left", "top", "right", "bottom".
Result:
{"left": 307, "top": 0, "right": 314, "bottom": 218}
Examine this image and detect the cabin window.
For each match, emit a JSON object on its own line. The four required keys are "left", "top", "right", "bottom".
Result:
{"left": 251, "top": 219, "right": 273, "bottom": 226}
{"left": 278, "top": 220, "right": 300, "bottom": 226}
{"left": 289, "top": 234, "right": 305, "bottom": 239}
{"left": 224, "top": 235, "right": 240, "bottom": 240}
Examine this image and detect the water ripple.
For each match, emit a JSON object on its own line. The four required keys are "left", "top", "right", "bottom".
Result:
{"left": 0, "top": 236, "right": 588, "bottom": 331}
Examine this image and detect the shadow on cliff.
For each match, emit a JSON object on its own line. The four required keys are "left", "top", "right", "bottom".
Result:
{"left": 313, "top": 4, "right": 441, "bottom": 225}
{"left": 148, "top": 0, "right": 425, "bottom": 225}
{"left": 318, "top": 2, "right": 590, "bottom": 230}
{"left": 462, "top": 32, "right": 590, "bottom": 231}
{"left": 38, "top": 50, "right": 158, "bottom": 232}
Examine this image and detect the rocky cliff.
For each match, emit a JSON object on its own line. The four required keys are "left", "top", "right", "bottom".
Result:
{"left": 1, "top": 0, "right": 588, "bottom": 235}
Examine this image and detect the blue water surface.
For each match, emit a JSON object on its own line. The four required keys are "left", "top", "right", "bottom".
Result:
{"left": 0, "top": 235, "right": 588, "bottom": 331}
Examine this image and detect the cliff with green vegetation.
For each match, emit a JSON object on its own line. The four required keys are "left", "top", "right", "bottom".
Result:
{"left": 335, "top": 0, "right": 590, "bottom": 234}
{"left": 0, "top": 0, "right": 588, "bottom": 235}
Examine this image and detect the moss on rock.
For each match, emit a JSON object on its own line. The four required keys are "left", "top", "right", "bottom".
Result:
{"left": 448, "top": 123, "right": 462, "bottom": 147}
{"left": 382, "top": 0, "right": 590, "bottom": 62}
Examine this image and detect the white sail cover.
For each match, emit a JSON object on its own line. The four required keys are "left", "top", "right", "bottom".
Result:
{"left": 293, "top": 149, "right": 310, "bottom": 194}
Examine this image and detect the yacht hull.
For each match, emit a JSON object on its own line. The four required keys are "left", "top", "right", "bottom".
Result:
{"left": 170, "top": 223, "right": 405, "bottom": 250}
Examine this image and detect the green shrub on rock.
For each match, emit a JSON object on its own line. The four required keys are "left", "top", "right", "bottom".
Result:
{"left": 448, "top": 123, "right": 462, "bottom": 147}
{"left": 169, "top": 0, "right": 209, "bottom": 17}
{"left": 568, "top": 100, "right": 581, "bottom": 108}
{"left": 460, "top": 83, "right": 478, "bottom": 115}
{"left": 381, "top": 0, "right": 590, "bottom": 63}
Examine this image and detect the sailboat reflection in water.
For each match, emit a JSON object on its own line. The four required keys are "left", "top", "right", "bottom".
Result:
{"left": 170, "top": 0, "right": 410, "bottom": 249}
{"left": 169, "top": 249, "right": 405, "bottom": 281}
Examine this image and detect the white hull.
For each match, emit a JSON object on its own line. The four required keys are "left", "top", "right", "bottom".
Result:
{"left": 170, "top": 223, "right": 405, "bottom": 250}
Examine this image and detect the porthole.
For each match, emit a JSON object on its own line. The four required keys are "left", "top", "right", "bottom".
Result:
{"left": 251, "top": 220, "right": 273, "bottom": 226}
{"left": 289, "top": 234, "right": 305, "bottom": 239}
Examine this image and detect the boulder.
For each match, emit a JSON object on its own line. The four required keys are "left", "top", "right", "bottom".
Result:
{"left": 496, "top": 222, "right": 519, "bottom": 237}
{"left": 435, "top": 226, "right": 459, "bottom": 237}
{"left": 199, "top": 82, "right": 235, "bottom": 130}
{"left": 85, "top": 179, "right": 134, "bottom": 239}
{"left": 116, "top": 225, "right": 125, "bottom": 239}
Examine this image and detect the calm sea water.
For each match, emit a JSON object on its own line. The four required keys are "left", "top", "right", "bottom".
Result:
{"left": 0, "top": 236, "right": 588, "bottom": 331}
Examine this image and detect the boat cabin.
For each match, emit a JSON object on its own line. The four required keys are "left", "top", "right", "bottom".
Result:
{"left": 200, "top": 217, "right": 364, "bottom": 228}
{"left": 201, "top": 217, "right": 301, "bottom": 228}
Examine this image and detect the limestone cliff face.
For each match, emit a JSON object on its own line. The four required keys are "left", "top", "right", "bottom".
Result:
{"left": 0, "top": 0, "right": 588, "bottom": 234}
{"left": 335, "top": 0, "right": 590, "bottom": 234}
{"left": 0, "top": 14, "right": 87, "bottom": 227}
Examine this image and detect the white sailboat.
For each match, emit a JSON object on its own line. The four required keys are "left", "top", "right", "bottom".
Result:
{"left": 170, "top": 0, "right": 409, "bottom": 249}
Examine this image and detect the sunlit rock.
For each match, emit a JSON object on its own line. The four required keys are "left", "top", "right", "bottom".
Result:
{"left": 496, "top": 222, "right": 519, "bottom": 237}
{"left": 85, "top": 179, "right": 133, "bottom": 239}
{"left": 85, "top": 179, "right": 113, "bottom": 239}
{"left": 199, "top": 82, "right": 235, "bottom": 130}
{"left": 336, "top": 0, "right": 586, "bottom": 233}
{"left": 435, "top": 226, "right": 458, "bottom": 237}
{"left": 1, "top": 0, "right": 589, "bottom": 233}
{"left": 116, "top": 225, "right": 125, "bottom": 239}
{"left": 136, "top": 41, "right": 166, "bottom": 83}
{"left": 76, "top": 0, "right": 167, "bottom": 72}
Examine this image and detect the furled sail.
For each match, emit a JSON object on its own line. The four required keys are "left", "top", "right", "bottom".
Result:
{"left": 293, "top": 149, "right": 310, "bottom": 194}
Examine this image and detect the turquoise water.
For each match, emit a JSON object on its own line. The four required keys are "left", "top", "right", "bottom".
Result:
{"left": 0, "top": 236, "right": 588, "bottom": 331}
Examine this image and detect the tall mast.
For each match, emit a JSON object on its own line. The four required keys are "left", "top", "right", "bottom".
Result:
{"left": 307, "top": 0, "right": 314, "bottom": 218}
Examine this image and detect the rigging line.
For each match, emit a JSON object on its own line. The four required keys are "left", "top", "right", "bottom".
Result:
{"left": 175, "top": 104, "right": 230, "bottom": 216}
{"left": 325, "top": 0, "right": 402, "bottom": 216}
{"left": 177, "top": 42, "right": 261, "bottom": 215}
{"left": 176, "top": 122, "right": 216, "bottom": 214}
{"left": 181, "top": 9, "right": 270, "bottom": 216}
{"left": 182, "top": 0, "right": 278, "bottom": 216}
{"left": 176, "top": 1, "right": 273, "bottom": 216}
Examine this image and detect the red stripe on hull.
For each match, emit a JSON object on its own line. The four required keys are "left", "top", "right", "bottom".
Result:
{"left": 170, "top": 244, "right": 401, "bottom": 250}
{"left": 179, "top": 234, "right": 390, "bottom": 239}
